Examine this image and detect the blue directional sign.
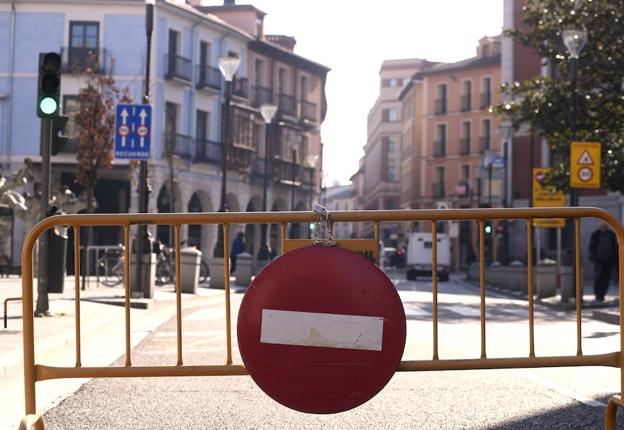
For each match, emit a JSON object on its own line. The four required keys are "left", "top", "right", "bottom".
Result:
{"left": 115, "top": 104, "right": 152, "bottom": 160}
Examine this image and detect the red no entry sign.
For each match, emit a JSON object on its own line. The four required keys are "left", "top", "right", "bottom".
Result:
{"left": 237, "top": 245, "right": 406, "bottom": 414}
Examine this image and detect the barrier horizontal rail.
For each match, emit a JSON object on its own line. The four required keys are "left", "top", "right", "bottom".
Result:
{"left": 19, "top": 207, "right": 624, "bottom": 429}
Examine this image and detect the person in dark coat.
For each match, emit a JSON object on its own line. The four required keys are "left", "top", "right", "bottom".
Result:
{"left": 588, "top": 223, "right": 619, "bottom": 302}
{"left": 230, "top": 232, "right": 245, "bottom": 274}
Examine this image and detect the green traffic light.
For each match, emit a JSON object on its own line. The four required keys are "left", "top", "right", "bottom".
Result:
{"left": 39, "top": 97, "right": 58, "bottom": 115}
{"left": 485, "top": 225, "right": 492, "bottom": 234}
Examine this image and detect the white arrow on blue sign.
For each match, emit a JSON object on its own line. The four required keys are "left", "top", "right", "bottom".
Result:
{"left": 115, "top": 104, "right": 152, "bottom": 160}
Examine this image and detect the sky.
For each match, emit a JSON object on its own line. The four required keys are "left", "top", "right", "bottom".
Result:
{"left": 247, "top": 0, "right": 505, "bottom": 185}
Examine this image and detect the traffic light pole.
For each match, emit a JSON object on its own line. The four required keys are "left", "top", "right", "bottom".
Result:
{"left": 134, "top": 0, "right": 154, "bottom": 298}
{"left": 35, "top": 118, "right": 51, "bottom": 315}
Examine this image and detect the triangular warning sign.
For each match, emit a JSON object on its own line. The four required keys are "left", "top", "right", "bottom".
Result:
{"left": 578, "top": 150, "right": 594, "bottom": 165}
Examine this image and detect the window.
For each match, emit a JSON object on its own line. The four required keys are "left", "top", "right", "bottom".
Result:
{"left": 278, "top": 67, "right": 287, "bottom": 94}
{"left": 255, "top": 59, "right": 264, "bottom": 85}
{"left": 435, "top": 84, "right": 447, "bottom": 114}
{"left": 168, "top": 30, "right": 179, "bottom": 57}
{"left": 482, "top": 77, "right": 491, "bottom": 95}
{"left": 462, "top": 121, "right": 471, "bottom": 139}
{"left": 461, "top": 164, "right": 470, "bottom": 180}
{"left": 463, "top": 80, "right": 472, "bottom": 97}
{"left": 68, "top": 21, "right": 99, "bottom": 69}
{"left": 480, "top": 119, "right": 491, "bottom": 151}
{"left": 384, "top": 136, "right": 399, "bottom": 181}
{"left": 300, "top": 75, "right": 309, "bottom": 101}
{"left": 382, "top": 78, "right": 404, "bottom": 88}
{"left": 199, "top": 41, "right": 211, "bottom": 69}
{"left": 196, "top": 110, "right": 209, "bottom": 141}
{"left": 460, "top": 121, "right": 471, "bottom": 154}
{"left": 165, "top": 102, "right": 178, "bottom": 138}
{"left": 461, "top": 80, "right": 472, "bottom": 111}
{"left": 481, "top": 77, "right": 492, "bottom": 108}
{"left": 232, "top": 110, "right": 255, "bottom": 149}
{"left": 382, "top": 108, "right": 399, "bottom": 122}
{"left": 435, "top": 124, "right": 446, "bottom": 156}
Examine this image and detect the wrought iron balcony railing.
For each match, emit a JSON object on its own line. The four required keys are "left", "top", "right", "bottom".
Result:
{"left": 434, "top": 140, "right": 446, "bottom": 157}
{"left": 163, "top": 133, "right": 192, "bottom": 159}
{"left": 278, "top": 93, "right": 297, "bottom": 118}
{"left": 194, "top": 139, "right": 221, "bottom": 165}
{"left": 432, "top": 182, "right": 445, "bottom": 198}
{"left": 196, "top": 65, "right": 221, "bottom": 90}
{"left": 233, "top": 77, "right": 249, "bottom": 99}
{"left": 434, "top": 98, "right": 447, "bottom": 115}
{"left": 300, "top": 100, "right": 317, "bottom": 123}
{"left": 480, "top": 92, "right": 492, "bottom": 109}
{"left": 460, "top": 95, "right": 471, "bottom": 112}
{"left": 459, "top": 138, "right": 471, "bottom": 155}
{"left": 165, "top": 54, "right": 192, "bottom": 82}
{"left": 253, "top": 85, "right": 273, "bottom": 107}
{"left": 61, "top": 47, "right": 109, "bottom": 74}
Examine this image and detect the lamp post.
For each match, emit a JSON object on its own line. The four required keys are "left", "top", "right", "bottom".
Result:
{"left": 133, "top": 0, "right": 154, "bottom": 298}
{"left": 213, "top": 55, "right": 240, "bottom": 258}
{"left": 499, "top": 122, "right": 513, "bottom": 265}
{"left": 562, "top": 28, "right": 587, "bottom": 207}
{"left": 257, "top": 103, "right": 277, "bottom": 261}
{"left": 289, "top": 140, "right": 299, "bottom": 239}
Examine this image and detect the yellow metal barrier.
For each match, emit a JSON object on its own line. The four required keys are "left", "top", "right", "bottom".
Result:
{"left": 19, "top": 207, "right": 624, "bottom": 429}
{"left": 4, "top": 296, "right": 21, "bottom": 329}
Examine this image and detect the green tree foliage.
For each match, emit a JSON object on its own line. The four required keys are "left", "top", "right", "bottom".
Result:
{"left": 495, "top": 0, "right": 624, "bottom": 191}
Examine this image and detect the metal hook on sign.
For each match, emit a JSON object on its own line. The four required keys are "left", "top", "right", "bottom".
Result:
{"left": 312, "top": 203, "right": 335, "bottom": 246}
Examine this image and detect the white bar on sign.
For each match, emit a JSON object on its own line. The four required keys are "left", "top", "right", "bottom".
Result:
{"left": 260, "top": 309, "right": 384, "bottom": 351}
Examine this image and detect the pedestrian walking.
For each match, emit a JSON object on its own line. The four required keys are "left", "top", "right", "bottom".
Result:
{"left": 588, "top": 223, "right": 618, "bottom": 302}
{"left": 230, "top": 232, "right": 245, "bottom": 274}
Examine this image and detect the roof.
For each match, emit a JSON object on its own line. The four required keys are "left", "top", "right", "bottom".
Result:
{"left": 423, "top": 54, "right": 501, "bottom": 76}
{"left": 196, "top": 4, "right": 267, "bottom": 17}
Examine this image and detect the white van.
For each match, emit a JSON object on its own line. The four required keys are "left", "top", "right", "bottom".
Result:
{"left": 405, "top": 232, "right": 451, "bottom": 281}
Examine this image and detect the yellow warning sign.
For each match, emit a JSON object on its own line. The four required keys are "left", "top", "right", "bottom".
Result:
{"left": 532, "top": 167, "right": 565, "bottom": 228}
{"left": 571, "top": 141, "right": 601, "bottom": 189}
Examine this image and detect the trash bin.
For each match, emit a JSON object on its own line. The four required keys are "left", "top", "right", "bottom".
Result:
{"left": 234, "top": 252, "right": 253, "bottom": 287}
{"left": 47, "top": 226, "right": 68, "bottom": 293}
{"left": 180, "top": 247, "right": 202, "bottom": 293}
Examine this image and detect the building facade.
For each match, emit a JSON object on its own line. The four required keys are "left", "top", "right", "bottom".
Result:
{"left": 323, "top": 183, "right": 357, "bottom": 239}
{"left": 361, "top": 58, "right": 434, "bottom": 243}
{"left": 0, "top": 0, "right": 328, "bottom": 267}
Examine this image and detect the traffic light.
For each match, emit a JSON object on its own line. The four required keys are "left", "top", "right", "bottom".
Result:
{"left": 484, "top": 220, "right": 492, "bottom": 235}
{"left": 37, "top": 52, "right": 62, "bottom": 118}
{"left": 51, "top": 115, "right": 69, "bottom": 155}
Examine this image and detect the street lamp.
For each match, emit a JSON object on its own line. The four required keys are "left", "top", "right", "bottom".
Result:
{"left": 289, "top": 139, "right": 299, "bottom": 238}
{"left": 213, "top": 55, "right": 240, "bottom": 258}
{"left": 257, "top": 103, "right": 277, "bottom": 261}
{"left": 499, "top": 122, "right": 514, "bottom": 265}
{"left": 562, "top": 28, "right": 587, "bottom": 207}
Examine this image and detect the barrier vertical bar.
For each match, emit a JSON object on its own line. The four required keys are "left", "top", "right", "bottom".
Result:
{"left": 618, "top": 220, "right": 624, "bottom": 402}
{"left": 374, "top": 222, "right": 381, "bottom": 265}
{"left": 431, "top": 221, "right": 439, "bottom": 360}
{"left": 280, "top": 222, "right": 287, "bottom": 254}
{"left": 575, "top": 218, "right": 582, "bottom": 356}
{"left": 526, "top": 219, "right": 535, "bottom": 357}
{"left": 174, "top": 224, "right": 183, "bottom": 366}
{"left": 479, "top": 219, "right": 486, "bottom": 359}
{"left": 223, "top": 224, "right": 232, "bottom": 365}
{"left": 22, "top": 234, "right": 36, "bottom": 414}
{"left": 123, "top": 224, "right": 131, "bottom": 367}
{"left": 73, "top": 225, "right": 81, "bottom": 367}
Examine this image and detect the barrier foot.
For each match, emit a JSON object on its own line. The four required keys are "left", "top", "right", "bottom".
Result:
{"left": 18, "top": 414, "right": 44, "bottom": 430}
{"left": 605, "top": 395, "right": 623, "bottom": 430}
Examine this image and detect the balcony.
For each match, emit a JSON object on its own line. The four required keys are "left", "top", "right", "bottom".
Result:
{"left": 460, "top": 95, "right": 471, "bottom": 112}
{"left": 434, "top": 98, "right": 447, "bottom": 115}
{"left": 253, "top": 85, "right": 273, "bottom": 107}
{"left": 196, "top": 65, "right": 221, "bottom": 90}
{"left": 194, "top": 139, "right": 220, "bottom": 165}
{"left": 165, "top": 54, "right": 192, "bottom": 83}
{"left": 459, "top": 138, "right": 471, "bottom": 155}
{"left": 479, "top": 136, "right": 491, "bottom": 152}
{"left": 278, "top": 93, "right": 297, "bottom": 118}
{"left": 271, "top": 157, "right": 301, "bottom": 184}
{"left": 163, "top": 133, "right": 192, "bottom": 159}
{"left": 227, "top": 144, "right": 255, "bottom": 173}
{"left": 432, "top": 182, "right": 445, "bottom": 199}
{"left": 233, "top": 77, "right": 248, "bottom": 99}
{"left": 480, "top": 92, "right": 492, "bottom": 109}
{"left": 61, "top": 47, "right": 109, "bottom": 74}
{"left": 300, "top": 100, "right": 317, "bottom": 123}
{"left": 433, "top": 140, "right": 446, "bottom": 157}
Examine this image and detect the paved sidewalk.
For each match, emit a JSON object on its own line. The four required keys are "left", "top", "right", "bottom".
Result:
{"left": 0, "top": 275, "right": 234, "bottom": 430}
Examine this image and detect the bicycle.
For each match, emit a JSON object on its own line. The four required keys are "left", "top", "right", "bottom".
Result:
{"left": 96, "top": 246, "right": 125, "bottom": 287}
{"left": 156, "top": 242, "right": 210, "bottom": 285}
